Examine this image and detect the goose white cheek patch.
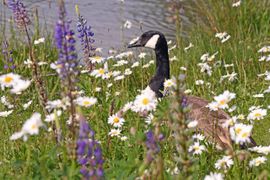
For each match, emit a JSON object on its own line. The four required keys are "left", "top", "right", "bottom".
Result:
{"left": 145, "top": 34, "right": 160, "bottom": 49}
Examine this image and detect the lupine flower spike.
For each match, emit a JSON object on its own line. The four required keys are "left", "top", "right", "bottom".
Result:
{"left": 55, "top": 0, "right": 79, "bottom": 136}
{"left": 77, "top": 115, "right": 104, "bottom": 179}
{"left": 7, "top": 0, "right": 48, "bottom": 113}
{"left": 75, "top": 5, "right": 96, "bottom": 70}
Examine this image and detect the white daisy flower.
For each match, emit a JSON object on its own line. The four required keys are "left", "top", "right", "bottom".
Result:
{"left": 109, "top": 129, "right": 121, "bottom": 137}
{"left": 215, "top": 32, "right": 230, "bottom": 43}
{"left": 184, "top": 89, "right": 192, "bottom": 94}
{"left": 90, "top": 68, "right": 107, "bottom": 78}
{"left": 113, "top": 60, "right": 128, "bottom": 67}
{"left": 145, "top": 113, "right": 154, "bottom": 125}
{"left": 214, "top": 90, "right": 236, "bottom": 109}
{"left": 1, "top": 96, "right": 14, "bottom": 109}
{"left": 215, "top": 156, "right": 234, "bottom": 171}
{"left": 45, "top": 110, "right": 62, "bottom": 122}
{"left": 223, "top": 116, "right": 238, "bottom": 128}
{"left": 46, "top": 99, "right": 65, "bottom": 110}
{"left": 249, "top": 156, "right": 267, "bottom": 167}
{"left": 75, "top": 96, "right": 97, "bottom": 107}
{"left": 0, "top": 110, "right": 13, "bottom": 117}
{"left": 229, "top": 123, "right": 253, "bottom": 144}
{"left": 10, "top": 79, "right": 31, "bottom": 94}
{"left": 164, "top": 79, "right": 176, "bottom": 89}
{"left": 187, "top": 120, "right": 198, "bottom": 128}
{"left": 89, "top": 56, "right": 105, "bottom": 64}
{"left": 0, "top": 73, "right": 21, "bottom": 89}
{"left": 95, "top": 87, "right": 101, "bottom": 92}
{"left": 114, "top": 75, "right": 125, "bottom": 81}
{"left": 50, "top": 62, "right": 62, "bottom": 74}
{"left": 23, "top": 100, "right": 32, "bottom": 110}
{"left": 207, "top": 101, "right": 219, "bottom": 111}
{"left": 170, "top": 56, "right": 177, "bottom": 62}
{"left": 247, "top": 108, "right": 267, "bottom": 121}
{"left": 133, "top": 87, "right": 158, "bottom": 112}
{"left": 34, "top": 37, "right": 45, "bottom": 45}
{"left": 184, "top": 43, "right": 194, "bottom": 52}
{"left": 253, "top": 94, "right": 264, "bottom": 98}
{"left": 138, "top": 52, "right": 147, "bottom": 59}
{"left": 108, "top": 114, "right": 125, "bottom": 128}
{"left": 169, "top": 45, "right": 176, "bottom": 51}
{"left": 249, "top": 146, "right": 270, "bottom": 155}
{"left": 120, "top": 136, "right": 128, "bottom": 141}
{"left": 232, "top": 1, "right": 241, "bottom": 7}
{"left": 198, "top": 63, "right": 212, "bottom": 76}
{"left": 258, "top": 46, "right": 270, "bottom": 53}
{"left": 192, "top": 134, "right": 205, "bottom": 141}
{"left": 107, "top": 83, "right": 113, "bottom": 88}
{"left": 180, "top": 66, "right": 187, "bottom": 71}
{"left": 10, "top": 113, "right": 43, "bottom": 141}
{"left": 142, "top": 63, "right": 150, "bottom": 68}
{"left": 204, "top": 172, "right": 224, "bottom": 180}
{"left": 189, "top": 142, "right": 206, "bottom": 155}
{"left": 131, "top": 61, "right": 139, "bottom": 68}
{"left": 195, "top": 80, "right": 204, "bottom": 85}
{"left": 124, "top": 68, "right": 132, "bottom": 75}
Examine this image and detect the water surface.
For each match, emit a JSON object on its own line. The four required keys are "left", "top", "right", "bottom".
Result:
{"left": 1, "top": 0, "right": 192, "bottom": 54}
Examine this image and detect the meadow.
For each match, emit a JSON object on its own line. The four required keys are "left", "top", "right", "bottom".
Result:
{"left": 1, "top": 0, "right": 270, "bottom": 179}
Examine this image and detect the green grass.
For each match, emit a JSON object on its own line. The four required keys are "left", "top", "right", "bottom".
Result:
{"left": 1, "top": 0, "right": 270, "bottom": 179}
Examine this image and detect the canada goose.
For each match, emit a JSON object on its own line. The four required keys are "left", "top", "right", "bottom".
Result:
{"left": 128, "top": 30, "right": 256, "bottom": 150}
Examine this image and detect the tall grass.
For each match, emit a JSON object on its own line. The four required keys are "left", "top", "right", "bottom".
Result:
{"left": 0, "top": 0, "right": 270, "bottom": 179}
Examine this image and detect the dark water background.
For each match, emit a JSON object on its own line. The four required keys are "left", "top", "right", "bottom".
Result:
{"left": 0, "top": 0, "right": 193, "bottom": 54}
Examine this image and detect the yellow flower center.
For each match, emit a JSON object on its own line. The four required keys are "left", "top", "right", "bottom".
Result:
{"left": 4, "top": 76, "right": 13, "bottom": 83}
{"left": 142, "top": 98, "right": 149, "bottom": 105}
{"left": 235, "top": 128, "right": 242, "bottom": 134}
{"left": 83, "top": 101, "right": 91, "bottom": 106}
{"left": 194, "top": 146, "right": 200, "bottom": 151}
{"left": 241, "top": 132, "right": 249, "bottom": 138}
{"left": 31, "top": 124, "right": 37, "bottom": 130}
{"left": 113, "top": 117, "right": 120, "bottom": 124}
{"left": 98, "top": 69, "right": 105, "bottom": 75}
{"left": 94, "top": 56, "right": 102, "bottom": 61}
{"left": 254, "top": 113, "right": 261, "bottom": 117}
{"left": 219, "top": 99, "right": 226, "bottom": 105}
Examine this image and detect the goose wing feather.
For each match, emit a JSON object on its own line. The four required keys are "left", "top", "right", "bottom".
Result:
{"left": 186, "top": 95, "right": 233, "bottom": 150}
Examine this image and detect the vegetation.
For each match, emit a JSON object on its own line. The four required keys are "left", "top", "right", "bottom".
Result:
{"left": 0, "top": 0, "right": 270, "bottom": 179}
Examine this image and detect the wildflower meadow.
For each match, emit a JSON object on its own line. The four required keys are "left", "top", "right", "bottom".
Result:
{"left": 1, "top": 0, "right": 270, "bottom": 179}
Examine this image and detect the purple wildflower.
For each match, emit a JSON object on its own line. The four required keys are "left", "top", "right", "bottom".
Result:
{"left": 54, "top": 1, "right": 79, "bottom": 82}
{"left": 1, "top": 41, "right": 16, "bottom": 71}
{"left": 76, "top": 13, "right": 96, "bottom": 70}
{"left": 181, "top": 95, "right": 188, "bottom": 108}
{"left": 77, "top": 120, "right": 104, "bottom": 179}
{"left": 145, "top": 130, "right": 163, "bottom": 163}
{"left": 7, "top": 0, "right": 31, "bottom": 28}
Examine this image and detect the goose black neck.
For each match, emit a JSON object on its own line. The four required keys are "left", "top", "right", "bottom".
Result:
{"left": 149, "top": 40, "right": 170, "bottom": 97}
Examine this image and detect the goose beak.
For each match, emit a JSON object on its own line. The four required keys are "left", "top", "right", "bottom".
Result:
{"left": 127, "top": 36, "right": 141, "bottom": 48}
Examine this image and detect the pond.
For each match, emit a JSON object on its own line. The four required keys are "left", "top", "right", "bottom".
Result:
{"left": 1, "top": 0, "right": 192, "bottom": 54}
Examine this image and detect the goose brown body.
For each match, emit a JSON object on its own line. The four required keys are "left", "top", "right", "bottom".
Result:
{"left": 128, "top": 30, "right": 256, "bottom": 150}
{"left": 187, "top": 96, "right": 233, "bottom": 150}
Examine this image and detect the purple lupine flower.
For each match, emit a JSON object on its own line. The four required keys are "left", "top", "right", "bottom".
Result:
{"left": 7, "top": 0, "right": 31, "bottom": 28}
{"left": 77, "top": 120, "right": 104, "bottom": 179}
{"left": 76, "top": 13, "right": 95, "bottom": 70}
{"left": 54, "top": 1, "right": 79, "bottom": 83}
{"left": 1, "top": 41, "right": 16, "bottom": 71}
{"left": 145, "top": 130, "right": 163, "bottom": 163}
{"left": 181, "top": 95, "right": 188, "bottom": 108}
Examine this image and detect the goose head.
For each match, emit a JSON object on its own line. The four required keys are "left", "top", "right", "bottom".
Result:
{"left": 128, "top": 31, "right": 168, "bottom": 51}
